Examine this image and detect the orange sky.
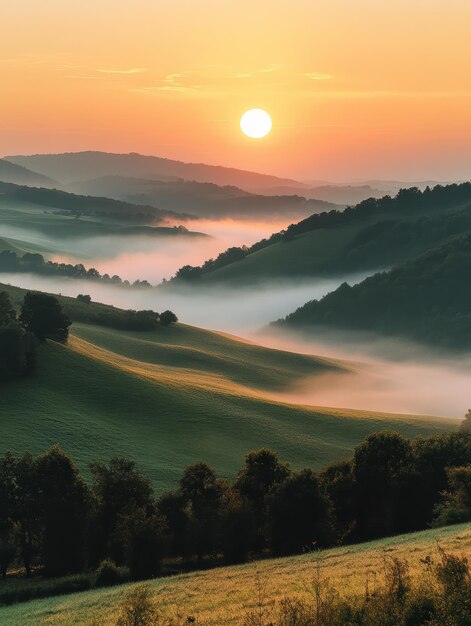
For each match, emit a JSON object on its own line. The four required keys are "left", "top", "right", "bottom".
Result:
{"left": 1, "top": 0, "right": 470, "bottom": 181}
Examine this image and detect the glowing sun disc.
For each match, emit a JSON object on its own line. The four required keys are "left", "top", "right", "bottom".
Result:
{"left": 240, "top": 108, "right": 272, "bottom": 138}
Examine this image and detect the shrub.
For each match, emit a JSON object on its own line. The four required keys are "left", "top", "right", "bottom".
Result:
{"left": 95, "top": 560, "right": 125, "bottom": 587}
{"left": 116, "top": 584, "right": 158, "bottom": 626}
{"left": 159, "top": 310, "right": 178, "bottom": 326}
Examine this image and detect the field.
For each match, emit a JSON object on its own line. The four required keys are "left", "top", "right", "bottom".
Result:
{"left": 1, "top": 280, "right": 457, "bottom": 490}
{"left": 1, "top": 522, "right": 471, "bottom": 625}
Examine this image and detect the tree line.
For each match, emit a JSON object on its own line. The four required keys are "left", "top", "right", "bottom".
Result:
{"left": 2, "top": 425, "right": 471, "bottom": 585}
{"left": 0, "top": 250, "right": 152, "bottom": 288}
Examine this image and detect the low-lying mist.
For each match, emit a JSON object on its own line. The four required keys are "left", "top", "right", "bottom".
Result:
{"left": 257, "top": 327, "right": 471, "bottom": 419}
{"left": 3, "top": 211, "right": 469, "bottom": 421}
{"left": 2, "top": 218, "right": 289, "bottom": 283}
{"left": 0, "top": 272, "right": 368, "bottom": 331}
{"left": 2, "top": 270, "right": 469, "bottom": 419}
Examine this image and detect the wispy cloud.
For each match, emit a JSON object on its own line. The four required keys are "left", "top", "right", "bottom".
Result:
{"left": 96, "top": 67, "right": 148, "bottom": 75}
{"left": 305, "top": 72, "right": 334, "bottom": 81}
{"left": 232, "top": 64, "right": 284, "bottom": 79}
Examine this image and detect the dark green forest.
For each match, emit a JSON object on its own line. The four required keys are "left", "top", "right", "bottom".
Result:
{"left": 277, "top": 234, "right": 471, "bottom": 349}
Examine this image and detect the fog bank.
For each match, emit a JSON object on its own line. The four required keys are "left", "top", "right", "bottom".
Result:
{"left": 258, "top": 327, "right": 471, "bottom": 419}
{"left": 0, "top": 272, "right": 368, "bottom": 332}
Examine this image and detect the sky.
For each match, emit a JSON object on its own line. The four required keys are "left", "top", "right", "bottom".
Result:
{"left": 1, "top": 0, "right": 470, "bottom": 181}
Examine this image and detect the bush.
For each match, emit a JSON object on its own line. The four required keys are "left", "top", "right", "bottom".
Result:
{"left": 159, "top": 310, "right": 178, "bottom": 326}
{"left": 95, "top": 560, "right": 126, "bottom": 587}
{"left": 116, "top": 584, "right": 157, "bottom": 626}
{"left": 77, "top": 294, "right": 92, "bottom": 304}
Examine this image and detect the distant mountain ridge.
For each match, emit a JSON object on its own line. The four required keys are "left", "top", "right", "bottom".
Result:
{"left": 0, "top": 181, "right": 195, "bottom": 223}
{"left": 5, "top": 151, "right": 307, "bottom": 192}
{"left": 0, "top": 159, "right": 56, "bottom": 187}
{"left": 67, "top": 174, "right": 338, "bottom": 219}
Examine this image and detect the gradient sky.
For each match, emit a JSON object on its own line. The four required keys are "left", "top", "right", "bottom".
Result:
{"left": 1, "top": 0, "right": 470, "bottom": 181}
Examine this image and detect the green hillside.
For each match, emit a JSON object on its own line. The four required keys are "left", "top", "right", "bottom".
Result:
{"left": 2, "top": 522, "right": 471, "bottom": 625}
{"left": 169, "top": 183, "right": 471, "bottom": 284}
{"left": 276, "top": 233, "right": 471, "bottom": 349}
{"left": 1, "top": 283, "right": 456, "bottom": 491}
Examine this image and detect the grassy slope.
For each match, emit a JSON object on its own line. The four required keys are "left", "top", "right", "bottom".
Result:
{"left": 3, "top": 523, "right": 471, "bottom": 625}
{"left": 207, "top": 219, "right": 365, "bottom": 283}
{"left": 1, "top": 318, "right": 456, "bottom": 492}
{"left": 0, "top": 281, "right": 458, "bottom": 488}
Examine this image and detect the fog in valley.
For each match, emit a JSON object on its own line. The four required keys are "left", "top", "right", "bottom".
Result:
{"left": 2, "top": 216, "right": 469, "bottom": 422}
{"left": 0, "top": 271, "right": 368, "bottom": 331}
{"left": 1, "top": 218, "right": 289, "bottom": 283}
{"left": 258, "top": 328, "right": 471, "bottom": 420}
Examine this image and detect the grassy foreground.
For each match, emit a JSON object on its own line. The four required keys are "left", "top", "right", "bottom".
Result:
{"left": 1, "top": 523, "right": 471, "bottom": 625}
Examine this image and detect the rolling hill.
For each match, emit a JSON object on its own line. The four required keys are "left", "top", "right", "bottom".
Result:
{"left": 275, "top": 234, "right": 471, "bottom": 350}
{"left": 0, "top": 159, "right": 56, "bottom": 187}
{"left": 5, "top": 151, "right": 307, "bottom": 192}
{"left": 168, "top": 182, "right": 471, "bottom": 284}
{"left": 1, "top": 282, "right": 456, "bottom": 491}
{"left": 2, "top": 522, "right": 470, "bottom": 625}
{"left": 67, "top": 175, "right": 338, "bottom": 220}
{"left": 0, "top": 181, "right": 194, "bottom": 225}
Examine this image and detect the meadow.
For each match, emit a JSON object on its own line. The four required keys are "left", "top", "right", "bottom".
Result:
{"left": 2, "top": 522, "right": 471, "bottom": 625}
{"left": 0, "top": 280, "right": 457, "bottom": 490}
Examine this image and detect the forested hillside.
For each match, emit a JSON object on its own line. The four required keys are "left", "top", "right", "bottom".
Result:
{"left": 276, "top": 233, "right": 471, "bottom": 349}
{"left": 169, "top": 183, "right": 471, "bottom": 283}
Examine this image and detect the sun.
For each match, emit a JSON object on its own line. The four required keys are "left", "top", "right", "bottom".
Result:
{"left": 240, "top": 109, "right": 272, "bottom": 139}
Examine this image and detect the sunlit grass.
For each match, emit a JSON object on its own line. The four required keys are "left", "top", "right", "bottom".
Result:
{"left": 2, "top": 523, "right": 471, "bottom": 625}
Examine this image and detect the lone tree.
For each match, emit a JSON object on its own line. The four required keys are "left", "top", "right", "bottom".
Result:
{"left": 76, "top": 294, "right": 91, "bottom": 304}
{"left": 19, "top": 292, "right": 71, "bottom": 343}
{"left": 160, "top": 310, "right": 178, "bottom": 326}
{"left": 461, "top": 409, "right": 471, "bottom": 432}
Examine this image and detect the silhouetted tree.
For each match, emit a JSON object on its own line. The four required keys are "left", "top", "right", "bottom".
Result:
{"left": 35, "top": 446, "right": 91, "bottom": 575}
{"left": 461, "top": 409, "right": 471, "bottom": 432}
{"left": 11, "top": 453, "right": 42, "bottom": 577}
{"left": 219, "top": 489, "right": 256, "bottom": 563}
{"left": 235, "top": 449, "right": 290, "bottom": 547}
{"left": 117, "top": 507, "right": 165, "bottom": 580}
{"left": 159, "top": 310, "right": 178, "bottom": 326}
{"left": 157, "top": 491, "right": 190, "bottom": 558}
{"left": 180, "top": 463, "right": 223, "bottom": 560}
{"left": 19, "top": 292, "right": 71, "bottom": 342}
{"left": 76, "top": 294, "right": 92, "bottom": 304}
{"left": 0, "top": 453, "right": 17, "bottom": 577}
{"left": 352, "top": 431, "right": 413, "bottom": 539}
{"left": 89, "top": 458, "right": 155, "bottom": 565}
{"left": 0, "top": 291, "right": 16, "bottom": 325}
{"left": 433, "top": 465, "right": 471, "bottom": 527}
{"left": 267, "top": 470, "right": 334, "bottom": 555}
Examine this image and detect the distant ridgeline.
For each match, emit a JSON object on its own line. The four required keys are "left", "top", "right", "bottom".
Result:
{"left": 169, "top": 183, "right": 471, "bottom": 282}
{"left": 0, "top": 181, "right": 193, "bottom": 223}
{"left": 275, "top": 233, "right": 471, "bottom": 350}
{"left": 0, "top": 250, "right": 153, "bottom": 288}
